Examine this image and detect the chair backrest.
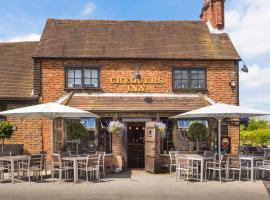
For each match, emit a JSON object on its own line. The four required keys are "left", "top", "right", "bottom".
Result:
{"left": 30, "top": 154, "right": 43, "bottom": 168}
{"left": 227, "top": 155, "right": 240, "bottom": 167}
{"left": 97, "top": 151, "right": 106, "bottom": 165}
{"left": 51, "top": 154, "right": 61, "bottom": 167}
{"left": 264, "top": 152, "right": 270, "bottom": 160}
{"left": 175, "top": 154, "right": 189, "bottom": 168}
{"left": 169, "top": 151, "right": 177, "bottom": 161}
{"left": 87, "top": 154, "right": 101, "bottom": 167}
{"left": 0, "top": 152, "right": 11, "bottom": 157}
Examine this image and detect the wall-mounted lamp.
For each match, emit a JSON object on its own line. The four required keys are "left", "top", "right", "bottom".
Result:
{"left": 230, "top": 80, "right": 236, "bottom": 88}
{"left": 133, "top": 63, "right": 142, "bottom": 80}
{"left": 240, "top": 61, "right": 249, "bottom": 73}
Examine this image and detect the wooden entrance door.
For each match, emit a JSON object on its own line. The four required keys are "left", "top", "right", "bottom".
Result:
{"left": 127, "top": 122, "right": 145, "bottom": 168}
{"left": 145, "top": 121, "right": 160, "bottom": 173}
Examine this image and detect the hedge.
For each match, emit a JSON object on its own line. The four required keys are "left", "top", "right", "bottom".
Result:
{"left": 240, "top": 128, "right": 270, "bottom": 146}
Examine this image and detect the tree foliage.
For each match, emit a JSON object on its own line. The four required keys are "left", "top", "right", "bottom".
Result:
{"left": 187, "top": 121, "right": 208, "bottom": 141}
{"left": 0, "top": 121, "right": 14, "bottom": 152}
{"left": 66, "top": 123, "right": 88, "bottom": 140}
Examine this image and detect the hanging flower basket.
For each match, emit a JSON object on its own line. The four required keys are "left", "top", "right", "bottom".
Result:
{"left": 156, "top": 122, "right": 167, "bottom": 136}
{"left": 108, "top": 121, "right": 125, "bottom": 134}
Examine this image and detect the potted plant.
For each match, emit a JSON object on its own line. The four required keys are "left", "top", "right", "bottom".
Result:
{"left": 0, "top": 121, "right": 14, "bottom": 152}
{"left": 156, "top": 122, "right": 167, "bottom": 136}
{"left": 108, "top": 120, "right": 125, "bottom": 134}
{"left": 187, "top": 121, "right": 208, "bottom": 151}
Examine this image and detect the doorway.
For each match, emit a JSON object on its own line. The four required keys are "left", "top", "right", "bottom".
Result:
{"left": 127, "top": 122, "right": 145, "bottom": 168}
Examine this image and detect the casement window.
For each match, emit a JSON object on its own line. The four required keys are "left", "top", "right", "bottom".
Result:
{"left": 66, "top": 67, "right": 100, "bottom": 89}
{"left": 173, "top": 68, "right": 206, "bottom": 90}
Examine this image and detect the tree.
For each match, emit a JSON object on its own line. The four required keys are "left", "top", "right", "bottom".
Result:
{"left": 187, "top": 121, "right": 208, "bottom": 151}
{"left": 66, "top": 123, "right": 88, "bottom": 140}
{"left": 0, "top": 121, "right": 14, "bottom": 152}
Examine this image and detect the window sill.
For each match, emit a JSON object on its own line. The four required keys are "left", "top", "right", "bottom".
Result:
{"left": 173, "top": 88, "right": 208, "bottom": 93}
{"left": 64, "top": 87, "right": 102, "bottom": 91}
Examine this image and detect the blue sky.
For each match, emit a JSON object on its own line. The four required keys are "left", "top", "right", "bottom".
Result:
{"left": 0, "top": 0, "right": 269, "bottom": 112}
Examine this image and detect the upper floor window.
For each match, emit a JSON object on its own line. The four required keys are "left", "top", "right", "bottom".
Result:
{"left": 173, "top": 68, "right": 206, "bottom": 90}
{"left": 66, "top": 67, "right": 99, "bottom": 89}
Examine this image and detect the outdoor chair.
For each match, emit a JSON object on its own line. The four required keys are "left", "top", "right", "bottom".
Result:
{"left": 226, "top": 156, "right": 249, "bottom": 181}
{"left": 175, "top": 154, "right": 198, "bottom": 183}
{"left": 264, "top": 152, "right": 270, "bottom": 161}
{"left": 169, "top": 151, "right": 177, "bottom": 174}
{"left": 51, "top": 154, "right": 73, "bottom": 183}
{"left": 255, "top": 160, "right": 270, "bottom": 180}
{"left": 18, "top": 154, "right": 43, "bottom": 183}
{"left": 0, "top": 158, "right": 11, "bottom": 183}
{"left": 78, "top": 154, "right": 101, "bottom": 183}
{"left": 205, "top": 154, "right": 227, "bottom": 183}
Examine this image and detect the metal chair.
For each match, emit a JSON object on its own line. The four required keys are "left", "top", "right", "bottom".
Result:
{"left": 205, "top": 154, "right": 227, "bottom": 183}
{"left": 175, "top": 154, "right": 197, "bottom": 183}
{"left": 78, "top": 154, "right": 101, "bottom": 183}
{"left": 169, "top": 151, "right": 177, "bottom": 174}
{"left": 51, "top": 154, "right": 73, "bottom": 183}
{"left": 255, "top": 160, "right": 270, "bottom": 180}
{"left": 18, "top": 154, "right": 43, "bottom": 183}
{"left": 226, "top": 156, "right": 249, "bottom": 181}
{"left": 0, "top": 156, "right": 11, "bottom": 183}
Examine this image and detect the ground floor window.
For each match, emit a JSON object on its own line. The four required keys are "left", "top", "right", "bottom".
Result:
{"left": 99, "top": 118, "right": 112, "bottom": 154}
{"left": 160, "top": 118, "right": 174, "bottom": 154}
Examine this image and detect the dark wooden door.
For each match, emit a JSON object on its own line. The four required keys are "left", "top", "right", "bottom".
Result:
{"left": 127, "top": 122, "right": 145, "bottom": 168}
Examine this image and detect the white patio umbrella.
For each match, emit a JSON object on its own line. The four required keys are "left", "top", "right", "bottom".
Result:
{"left": 171, "top": 103, "right": 270, "bottom": 156}
{"left": 0, "top": 102, "right": 99, "bottom": 153}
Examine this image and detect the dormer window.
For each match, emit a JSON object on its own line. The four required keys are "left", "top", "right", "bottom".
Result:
{"left": 65, "top": 66, "right": 100, "bottom": 89}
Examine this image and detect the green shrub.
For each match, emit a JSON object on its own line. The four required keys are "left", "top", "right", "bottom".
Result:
{"left": 187, "top": 121, "right": 208, "bottom": 150}
{"left": 66, "top": 123, "right": 88, "bottom": 140}
{"left": 240, "top": 128, "right": 270, "bottom": 146}
{"left": 0, "top": 121, "right": 14, "bottom": 152}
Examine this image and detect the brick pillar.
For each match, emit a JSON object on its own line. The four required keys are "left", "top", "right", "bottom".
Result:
{"left": 229, "top": 125, "right": 240, "bottom": 155}
{"left": 111, "top": 132, "right": 123, "bottom": 170}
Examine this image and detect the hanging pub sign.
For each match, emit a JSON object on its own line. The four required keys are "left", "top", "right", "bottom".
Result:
{"left": 110, "top": 77, "right": 165, "bottom": 92}
{"left": 221, "top": 136, "right": 231, "bottom": 154}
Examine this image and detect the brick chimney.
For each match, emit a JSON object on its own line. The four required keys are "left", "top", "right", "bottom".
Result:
{"left": 200, "top": 0, "right": 225, "bottom": 30}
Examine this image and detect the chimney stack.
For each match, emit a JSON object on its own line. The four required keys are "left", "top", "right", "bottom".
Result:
{"left": 200, "top": 0, "right": 225, "bottom": 30}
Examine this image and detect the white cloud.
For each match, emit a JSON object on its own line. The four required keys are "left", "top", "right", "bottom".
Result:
{"left": 226, "top": 0, "right": 270, "bottom": 58}
{"left": 240, "top": 64, "right": 270, "bottom": 89}
{"left": 5, "top": 33, "right": 40, "bottom": 42}
{"left": 81, "top": 2, "right": 96, "bottom": 16}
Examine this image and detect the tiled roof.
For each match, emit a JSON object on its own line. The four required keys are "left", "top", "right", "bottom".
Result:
{"left": 0, "top": 42, "right": 38, "bottom": 99}
{"left": 67, "top": 93, "right": 209, "bottom": 112}
{"left": 35, "top": 19, "right": 240, "bottom": 60}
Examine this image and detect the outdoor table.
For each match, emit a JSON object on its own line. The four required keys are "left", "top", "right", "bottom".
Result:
{"left": 185, "top": 154, "right": 214, "bottom": 182}
{"left": 240, "top": 155, "right": 264, "bottom": 181}
{"left": 0, "top": 155, "right": 29, "bottom": 184}
{"left": 62, "top": 156, "right": 88, "bottom": 183}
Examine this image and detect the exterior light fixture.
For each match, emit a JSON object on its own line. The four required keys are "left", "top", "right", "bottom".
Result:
{"left": 230, "top": 80, "right": 236, "bottom": 88}
{"left": 240, "top": 61, "right": 249, "bottom": 73}
{"left": 133, "top": 63, "right": 142, "bottom": 80}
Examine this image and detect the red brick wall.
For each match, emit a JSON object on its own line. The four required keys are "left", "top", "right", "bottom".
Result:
{"left": 38, "top": 58, "right": 238, "bottom": 163}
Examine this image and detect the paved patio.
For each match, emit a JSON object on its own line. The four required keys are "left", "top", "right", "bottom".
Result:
{"left": 0, "top": 170, "right": 269, "bottom": 200}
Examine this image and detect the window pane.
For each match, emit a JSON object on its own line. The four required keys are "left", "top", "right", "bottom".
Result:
{"left": 84, "top": 78, "right": 91, "bottom": 86}
{"left": 74, "top": 79, "right": 81, "bottom": 86}
{"left": 174, "top": 80, "right": 182, "bottom": 88}
{"left": 68, "top": 70, "right": 74, "bottom": 78}
{"left": 198, "top": 79, "right": 206, "bottom": 89}
{"left": 182, "top": 80, "right": 189, "bottom": 88}
{"left": 191, "top": 80, "right": 198, "bottom": 88}
{"left": 92, "top": 70, "right": 98, "bottom": 78}
{"left": 174, "top": 70, "right": 182, "bottom": 79}
{"left": 92, "top": 79, "right": 98, "bottom": 87}
{"left": 198, "top": 71, "right": 205, "bottom": 79}
{"left": 75, "top": 70, "right": 81, "bottom": 78}
{"left": 191, "top": 71, "right": 198, "bottom": 79}
{"left": 84, "top": 69, "right": 91, "bottom": 78}
{"left": 68, "top": 78, "right": 74, "bottom": 88}
{"left": 182, "top": 71, "right": 188, "bottom": 79}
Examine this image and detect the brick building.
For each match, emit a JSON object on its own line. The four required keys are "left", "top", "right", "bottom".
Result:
{"left": 0, "top": 0, "right": 241, "bottom": 171}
